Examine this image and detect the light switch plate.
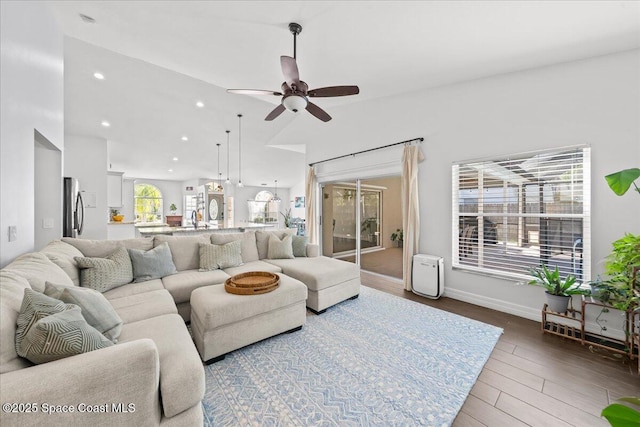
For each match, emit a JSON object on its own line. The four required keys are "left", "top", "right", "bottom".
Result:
{"left": 43, "top": 218, "right": 54, "bottom": 229}
{"left": 8, "top": 226, "right": 17, "bottom": 242}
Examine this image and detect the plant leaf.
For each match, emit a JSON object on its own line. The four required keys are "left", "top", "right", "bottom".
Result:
{"left": 605, "top": 168, "right": 640, "bottom": 196}
{"left": 601, "top": 403, "right": 640, "bottom": 427}
{"left": 617, "top": 397, "right": 640, "bottom": 408}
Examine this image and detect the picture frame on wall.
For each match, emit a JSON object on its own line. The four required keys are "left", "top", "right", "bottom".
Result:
{"left": 294, "top": 196, "right": 305, "bottom": 208}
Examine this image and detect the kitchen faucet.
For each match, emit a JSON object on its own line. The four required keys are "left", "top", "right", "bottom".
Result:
{"left": 191, "top": 210, "right": 198, "bottom": 229}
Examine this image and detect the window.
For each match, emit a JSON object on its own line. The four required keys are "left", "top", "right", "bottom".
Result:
{"left": 247, "top": 191, "right": 278, "bottom": 224}
{"left": 134, "top": 183, "right": 163, "bottom": 224}
{"left": 452, "top": 146, "right": 590, "bottom": 282}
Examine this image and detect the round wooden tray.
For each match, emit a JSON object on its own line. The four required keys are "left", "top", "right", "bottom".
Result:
{"left": 225, "top": 271, "right": 280, "bottom": 295}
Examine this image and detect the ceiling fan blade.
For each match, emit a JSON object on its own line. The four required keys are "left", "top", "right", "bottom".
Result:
{"left": 306, "top": 102, "right": 332, "bottom": 122}
{"left": 265, "top": 104, "right": 286, "bottom": 121}
{"left": 308, "top": 85, "right": 360, "bottom": 97}
{"left": 280, "top": 56, "right": 300, "bottom": 88}
{"left": 227, "top": 89, "right": 282, "bottom": 96}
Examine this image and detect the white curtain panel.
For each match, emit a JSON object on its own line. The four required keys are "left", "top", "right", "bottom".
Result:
{"left": 401, "top": 145, "right": 424, "bottom": 290}
{"left": 305, "top": 166, "right": 318, "bottom": 244}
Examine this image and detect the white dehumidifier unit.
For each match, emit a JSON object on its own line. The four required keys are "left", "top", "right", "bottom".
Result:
{"left": 412, "top": 254, "right": 444, "bottom": 299}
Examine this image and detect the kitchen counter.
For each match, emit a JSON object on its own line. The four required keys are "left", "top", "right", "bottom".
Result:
{"left": 136, "top": 222, "right": 276, "bottom": 237}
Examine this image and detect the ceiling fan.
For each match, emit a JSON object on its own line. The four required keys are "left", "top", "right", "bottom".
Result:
{"left": 227, "top": 23, "right": 359, "bottom": 122}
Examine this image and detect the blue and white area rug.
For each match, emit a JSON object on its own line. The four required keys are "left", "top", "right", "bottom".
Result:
{"left": 202, "top": 286, "right": 502, "bottom": 426}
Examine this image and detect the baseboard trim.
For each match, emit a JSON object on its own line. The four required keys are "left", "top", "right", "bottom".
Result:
{"left": 443, "top": 288, "right": 540, "bottom": 322}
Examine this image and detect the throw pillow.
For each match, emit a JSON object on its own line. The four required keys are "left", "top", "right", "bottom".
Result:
{"left": 128, "top": 242, "right": 177, "bottom": 283}
{"left": 292, "top": 235, "right": 309, "bottom": 257}
{"left": 267, "top": 234, "right": 295, "bottom": 259}
{"left": 44, "top": 282, "right": 123, "bottom": 343}
{"left": 18, "top": 305, "right": 113, "bottom": 364}
{"left": 198, "top": 241, "right": 243, "bottom": 271}
{"left": 75, "top": 247, "right": 133, "bottom": 293}
{"left": 15, "top": 289, "right": 74, "bottom": 351}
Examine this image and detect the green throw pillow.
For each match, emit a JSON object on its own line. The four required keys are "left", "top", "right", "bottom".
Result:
{"left": 128, "top": 242, "right": 177, "bottom": 282}
{"left": 292, "top": 235, "right": 309, "bottom": 257}
{"left": 44, "top": 282, "right": 123, "bottom": 343}
{"left": 75, "top": 246, "right": 133, "bottom": 292}
{"left": 15, "top": 288, "right": 75, "bottom": 350}
{"left": 198, "top": 241, "right": 243, "bottom": 271}
{"left": 18, "top": 305, "right": 113, "bottom": 364}
{"left": 267, "top": 234, "right": 295, "bottom": 259}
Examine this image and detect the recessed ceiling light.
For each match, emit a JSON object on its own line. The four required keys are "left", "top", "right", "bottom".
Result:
{"left": 101, "top": 121, "right": 110, "bottom": 127}
{"left": 79, "top": 13, "right": 96, "bottom": 23}
{"left": 93, "top": 72, "right": 105, "bottom": 80}
{"left": 172, "top": 157, "right": 178, "bottom": 161}
{"left": 196, "top": 101, "right": 204, "bottom": 108}
{"left": 261, "top": 183, "right": 268, "bottom": 186}
{"left": 168, "top": 169, "right": 173, "bottom": 173}
{"left": 181, "top": 136, "right": 188, "bottom": 141}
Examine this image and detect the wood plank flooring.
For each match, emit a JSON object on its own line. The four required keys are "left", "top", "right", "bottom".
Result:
{"left": 360, "top": 271, "right": 640, "bottom": 427}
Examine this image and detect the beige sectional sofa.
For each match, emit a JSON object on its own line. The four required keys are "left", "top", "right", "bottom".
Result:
{"left": 0, "top": 229, "right": 360, "bottom": 426}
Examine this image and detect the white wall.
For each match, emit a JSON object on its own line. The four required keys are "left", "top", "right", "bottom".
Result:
{"left": 64, "top": 135, "right": 108, "bottom": 240}
{"left": 295, "top": 49, "right": 640, "bottom": 321}
{"left": 34, "top": 132, "right": 62, "bottom": 250}
{"left": 0, "top": 2, "right": 64, "bottom": 267}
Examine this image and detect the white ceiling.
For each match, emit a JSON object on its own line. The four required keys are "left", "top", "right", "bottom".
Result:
{"left": 49, "top": 1, "right": 640, "bottom": 186}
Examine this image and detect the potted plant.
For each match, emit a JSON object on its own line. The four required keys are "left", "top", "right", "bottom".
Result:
{"left": 169, "top": 203, "right": 177, "bottom": 215}
{"left": 602, "top": 397, "right": 640, "bottom": 427}
{"left": 280, "top": 208, "right": 292, "bottom": 228}
{"left": 605, "top": 167, "right": 640, "bottom": 197}
{"left": 529, "top": 265, "right": 587, "bottom": 313}
{"left": 391, "top": 229, "right": 403, "bottom": 247}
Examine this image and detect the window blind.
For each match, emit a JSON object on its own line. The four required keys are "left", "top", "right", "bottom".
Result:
{"left": 452, "top": 146, "right": 590, "bottom": 283}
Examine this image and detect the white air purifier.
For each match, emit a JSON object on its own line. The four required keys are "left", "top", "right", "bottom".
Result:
{"left": 412, "top": 254, "right": 444, "bottom": 299}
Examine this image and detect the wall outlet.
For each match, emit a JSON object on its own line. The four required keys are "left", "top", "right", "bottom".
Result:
{"left": 43, "top": 218, "right": 54, "bottom": 229}
{"left": 8, "top": 226, "right": 17, "bottom": 242}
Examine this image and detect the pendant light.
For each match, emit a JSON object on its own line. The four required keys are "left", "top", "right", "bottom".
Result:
{"left": 237, "top": 114, "right": 244, "bottom": 187}
{"left": 225, "top": 130, "right": 231, "bottom": 184}
{"left": 272, "top": 179, "right": 281, "bottom": 202}
{"left": 216, "top": 143, "right": 222, "bottom": 190}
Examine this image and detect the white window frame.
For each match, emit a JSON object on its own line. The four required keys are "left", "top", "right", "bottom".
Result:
{"left": 452, "top": 145, "right": 591, "bottom": 283}
{"left": 134, "top": 183, "right": 164, "bottom": 224}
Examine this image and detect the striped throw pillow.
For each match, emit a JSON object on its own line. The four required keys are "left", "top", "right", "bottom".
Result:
{"left": 198, "top": 240, "right": 243, "bottom": 271}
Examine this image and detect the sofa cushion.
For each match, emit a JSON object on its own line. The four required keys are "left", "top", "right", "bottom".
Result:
{"left": 0, "top": 271, "right": 33, "bottom": 374}
{"left": 4, "top": 252, "right": 73, "bottom": 293}
{"left": 198, "top": 241, "right": 242, "bottom": 271}
{"left": 118, "top": 314, "right": 205, "bottom": 418}
{"left": 75, "top": 247, "right": 133, "bottom": 293}
{"left": 256, "top": 230, "right": 296, "bottom": 260}
{"left": 210, "top": 231, "right": 259, "bottom": 262}
{"left": 18, "top": 305, "right": 113, "bottom": 364}
{"left": 292, "top": 235, "right": 309, "bottom": 257}
{"left": 267, "top": 233, "right": 294, "bottom": 259}
{"left": 265, "top": 256, "right": 360, "bottom": 291}
{"left": 40, "top": 240, "right": 84, "bottom": 285}
{"left": 161, "top": 269, "right": 230, "bottom": 304}
{"left": 223, "top": 260, "right": 282, "bottom": 277}
{"left": 62, "top": 237, "right": 153, "bottom": 257}
{"left": 128, "top": 242, "right": 177, "bottom": 282}
{"left": 102, "top": 279, "right": 164, "bottom": 300}
{"left": 44, "top": 282, "right": 122, "bottom": 342}
{"left": 108, "top": 289, "right": 177, "bottom": 324}
{"left": 154, "top": 235, "right": 209, "bottom": 271}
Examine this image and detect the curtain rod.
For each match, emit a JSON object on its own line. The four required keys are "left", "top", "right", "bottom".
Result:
{"left": 308, "top": 137, "right": 424, "bottom": 167}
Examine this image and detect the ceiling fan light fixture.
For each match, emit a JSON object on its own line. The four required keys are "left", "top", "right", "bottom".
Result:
{"left": 282, "top": 95, "right": 307, "bottom": 113}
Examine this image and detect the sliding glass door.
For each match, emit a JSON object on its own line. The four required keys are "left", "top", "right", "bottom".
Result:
{"left": 320, "top": 176, "right": 403, "bottom": 280}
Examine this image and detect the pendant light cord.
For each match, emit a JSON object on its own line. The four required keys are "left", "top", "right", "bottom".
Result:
{"left": 225, "top": 130, "right": 230, "bottom": 183}
{"left": 237, "top": 114, "right": 243, "bottom": 186}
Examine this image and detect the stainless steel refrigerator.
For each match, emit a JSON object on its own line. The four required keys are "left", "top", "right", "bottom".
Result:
{"left": 63, "top": 177, "right": 85, "bottom": 237}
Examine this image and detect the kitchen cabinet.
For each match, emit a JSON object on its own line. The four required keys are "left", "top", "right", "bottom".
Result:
{"left": 107, "top": 171, "right": 124, "bottom": 208}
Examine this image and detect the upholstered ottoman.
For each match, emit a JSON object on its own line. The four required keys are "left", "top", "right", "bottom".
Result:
{"left": 190, "top": 274, "right": 308, "bottom": 363}
{"left": 265, "top": 257, "right": 361, "bottom": 314}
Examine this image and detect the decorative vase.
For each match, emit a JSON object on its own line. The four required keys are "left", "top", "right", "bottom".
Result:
{"left": 112, "top": 215, "right": 124, "bottom": 222}
{"left": 545, "top": 292, "right": 570, "bottom": 313}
